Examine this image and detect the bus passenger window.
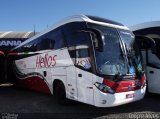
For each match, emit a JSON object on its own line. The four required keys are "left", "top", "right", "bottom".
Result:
{"left": 36, "top": 38, "right": 54, "bottom": 51}
{"left": 54, "top": 38, "right": 65, "bottom": 49}
{"left": 22, "top": 40, "right": 36, "bottom": 52}
{"left": 48, "top": 28, "right": 65, "bottom": 50}
{"left": 76, "top": 46, "right": 91, "bottom": 70}
{"left": 69, "top": 48, "right": 76, "bottom": 65}
{"left": 42, "top": 38, "right": 53, "bottom": 50}
{"left": 50, "top": 39, "right": 55, "bottom": 49}
{"left": 62, "top": 22, "right": 90, "bottom": 47}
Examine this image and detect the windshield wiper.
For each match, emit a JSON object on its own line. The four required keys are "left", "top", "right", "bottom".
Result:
{"left": 113, "top": 72, "right": 123, "bottom": 82}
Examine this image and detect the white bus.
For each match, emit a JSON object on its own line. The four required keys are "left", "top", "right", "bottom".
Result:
{"left": 7, "top": 15, "right": 146, "bottom": 107}
{"left": 131, "top": 21, "right": 160, "bottom": 94}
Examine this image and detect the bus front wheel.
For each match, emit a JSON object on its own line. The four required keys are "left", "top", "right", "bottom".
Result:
{"left": 55, "top": 82, "right": 67, "bottom": 104}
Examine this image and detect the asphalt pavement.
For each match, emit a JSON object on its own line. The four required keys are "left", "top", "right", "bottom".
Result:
{"left": 0, "top": 84, "right": 159, "bottom": 119}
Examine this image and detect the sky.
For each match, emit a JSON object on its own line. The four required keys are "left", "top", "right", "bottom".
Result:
{"left": 0, "top": 0, "right": 160, "bottom": 32}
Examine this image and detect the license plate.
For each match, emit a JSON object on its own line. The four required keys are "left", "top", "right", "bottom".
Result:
{"left": 126, "top": 93, "right": 135, "bottom": 99}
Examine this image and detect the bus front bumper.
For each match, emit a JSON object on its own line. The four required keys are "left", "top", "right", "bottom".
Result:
{"left": 93, "top": 85, "right": 146, "bottom": 107}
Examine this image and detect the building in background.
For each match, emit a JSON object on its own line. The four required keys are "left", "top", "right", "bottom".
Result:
{"left": 0, "top": 32, "right": 37, "bottom": 54}
{"left": 0, "top": 31, "right": 37, "bottom": 83}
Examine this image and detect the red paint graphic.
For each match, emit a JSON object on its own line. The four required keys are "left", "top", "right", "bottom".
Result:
{"left": 17, "top": 76, "right": 51, "bottom": 94}
{"left": 36, "top": 54, "right": 57, "bottom": 68}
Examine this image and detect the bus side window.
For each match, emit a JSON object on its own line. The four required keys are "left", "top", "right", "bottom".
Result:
{"left": 69, "top": 48, "right": 76, "bottom": 65}
{"left": 37, "top": 38, "right": 54, "bottom": 51}
{"left": 48, "top": 28, "right": 65, "bottom": 50}
{"left": 76, "top": 46, "right": 91, "bottom": 70}
{"left": 21, "top": 40, "right": 36, "bottom": 52}
{"left": 34, "top": 27, "right": 65, "bottom": 51}
{"left": 62, "top": 22, "right": 90, "bottom": 47}
{"left": 50, "top": 39, "right": 55, "bottom": 49}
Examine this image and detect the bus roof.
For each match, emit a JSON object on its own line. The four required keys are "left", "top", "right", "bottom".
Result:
{"left": 13, "top": 14, "right": 129, "bottom": 50}
{"left": 130, "top": 21, "right": 160, "bottom": 31}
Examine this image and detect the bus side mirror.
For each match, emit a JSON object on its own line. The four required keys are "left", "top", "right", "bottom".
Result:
{"left": 92, "top": 29, "right": 104, "bottom": 52}
{"left": 135, "top": 35, "right": 156, "bottom": 54}
{"left": 151, "top": 43, "right": 156, "bottom": 54}
{"left": 145, "top": 37, "right": 156, "bottom": 54}
{"left": 78, "top": 28, "right": 104, "bottom": 52}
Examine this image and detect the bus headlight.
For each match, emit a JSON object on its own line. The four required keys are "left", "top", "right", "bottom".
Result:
{"left": 94, "top": 82, "right": 115, "bottom": 94}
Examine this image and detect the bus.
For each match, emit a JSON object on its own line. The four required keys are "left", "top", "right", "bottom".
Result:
{"left": 0, "top": 32, "right": 36, "bottom": 83}
{"left": 0, "top": 50, "right": 5, "bottom": 83}
{"left": 131, "top": 21, "right": 160, "bottom": 94}
{"left": 7, "top": 15, "right": 146, "bottom": 107}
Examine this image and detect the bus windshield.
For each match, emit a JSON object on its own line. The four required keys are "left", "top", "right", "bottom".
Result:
{"left": 89, "top": 24, "right": 143, "bottom": 77}
{"left": 119, "top": 30, "right": 143, "bottom": 76}
{"left": 92, "top": 25, "right": 128, "bottom": 75}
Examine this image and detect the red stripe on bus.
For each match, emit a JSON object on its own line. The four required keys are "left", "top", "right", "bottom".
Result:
{"left": 17, "top": 76, "right": 51, "bottom": 94}
{"left": 103, "top": 75, "right": 145, "bottom": 93}
{"left": 0, "top": 51, "right": 5, "bottom": 56}
{"left": 7, "top": 52, "right": 18, "bottom": 57}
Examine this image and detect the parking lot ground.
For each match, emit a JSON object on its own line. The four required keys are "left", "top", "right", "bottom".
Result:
{"left": 0, "top": 84, "right": 159, "bottom": 119}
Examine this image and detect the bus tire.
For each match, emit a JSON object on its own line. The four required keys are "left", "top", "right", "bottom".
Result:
{"left": 55, "top": 82, "right": 67, "bottom": 104}
{"left": 145, "top": 80, "right": 150, "bottom": 97}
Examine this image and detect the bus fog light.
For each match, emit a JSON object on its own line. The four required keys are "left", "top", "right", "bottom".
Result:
{"left": 102, "top": 100, "right": 107, "bottom": 104}
{"left": 94, "top": 82, "right": 115, "bottom": 94}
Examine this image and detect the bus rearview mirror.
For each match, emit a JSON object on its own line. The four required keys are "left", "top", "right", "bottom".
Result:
{"left": 78, "top": 28, "right": 104, "bottom": 52}
{"left": 135, "top": 35, "right": 156, "bottom": 54}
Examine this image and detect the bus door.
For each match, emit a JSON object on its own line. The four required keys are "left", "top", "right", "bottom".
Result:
{"left": 75, "top": 45, "right": 94, "bottom": 105}
{"left": 146, "top": 38, "right": 160, "bottom": 94}
{"left": 135, "top": 36, "right": 160, "bottom": 93}
{"left": 66, "top": 65, "right": 77, "bottom": 100}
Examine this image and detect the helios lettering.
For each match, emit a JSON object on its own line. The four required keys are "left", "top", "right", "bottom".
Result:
{"left": 0, "top": 40, "right": 22, "bottom": 46}
{"left": 36, "top": 54, "right": 57, "bottom": 68}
